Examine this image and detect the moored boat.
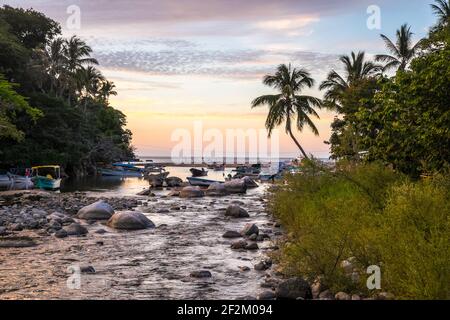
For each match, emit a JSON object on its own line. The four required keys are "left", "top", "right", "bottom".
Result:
{"left": 31, "top": 166, "right": 62, "bottom": 190}
{"left": 190, "top": 168, "right": 208, "bottom": 177}
{"left": 187, "top": 177, "right": 223, "bottom": 187}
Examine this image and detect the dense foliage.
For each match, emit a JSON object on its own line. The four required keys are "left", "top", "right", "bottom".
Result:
{"left": 0, "top": 5, "right": 134, "bottom": 176}
{"left": 271, "top": 161, "right": 449, "bottom": 299}
{"left": 322, "top": 5, "right": 450, "bottom": 176}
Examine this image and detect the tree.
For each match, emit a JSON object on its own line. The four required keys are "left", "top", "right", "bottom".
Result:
{"left": 431, "top": 0, "right": 450, "bottom": 26}
{"left": 0, "top": 75, "right": 41, "bottom": 141}
{"left": 320, "top": 51, "right": 380, "bottom": 111}
{"left": 375, "top": 24, "right": 422, "bottom": 72}
{"left": 252, "top": 64, "right": 322, "bottom": 159}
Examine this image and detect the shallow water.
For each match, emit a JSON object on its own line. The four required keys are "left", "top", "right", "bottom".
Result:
{"left": 0, "top": 170, "right": 280, "bottom": 300}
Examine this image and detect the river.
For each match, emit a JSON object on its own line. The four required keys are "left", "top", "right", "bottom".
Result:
{"left": 0, "top": 167, "right": 282, "bottom": 300}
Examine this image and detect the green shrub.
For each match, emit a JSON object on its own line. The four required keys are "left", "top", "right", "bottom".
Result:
{"left": 270, "top": 161, "right": 449, "bottom": 299}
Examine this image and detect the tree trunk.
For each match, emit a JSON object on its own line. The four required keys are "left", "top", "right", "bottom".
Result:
{"left": 288, "top": 128, "right": 309, "bottom": 159}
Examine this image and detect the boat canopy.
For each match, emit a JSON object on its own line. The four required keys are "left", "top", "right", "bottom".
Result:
{"left": 32, "top": 165, "right": 60, "bottom": 169}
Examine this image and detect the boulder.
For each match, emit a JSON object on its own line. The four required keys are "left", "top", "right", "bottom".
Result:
{"left": 241, "top": 223, "right": 259, "bottom": 236}
{"left": 222, "top": 230, "right": 242, "bottom": 239}
{"left": 223, "top": 179, "right": 247, "bottom": 194}
{"left": 225, "top": 205, "right": 249, "bottom": 218}
{"left": 245, "top": 242, "right": 259, "bottom": 250}
{"left": 180, "top": 186, "right": 204, "bottom": 198}
{"left": 55, "top": 229, "right": 68, "bottom": 238}
{"left": 107, "top": 211, "right": 155, "bottom": 230}
{"left": 275, "top": 278, "right": 312, "bottom": 300}
{"left": 257, "top": 291, "right": 276, "bottom": 300}
{"left": 190, "top": 270, "right": 212, "bottom": 278}
{"left": 241, "top": 177, "right": 259, "bottom": 189}
{"left": 231, "top": 240, "right": 248, "bottom": 250}
{"left": 335, "top": 292, "right": 351, "bottom": 301}
{"left": 165, "top": 177, "right": 183, "bottom": 188}
{"left": 64, "top": 223, "right": 88, "bottom": 236}
{"left": 205, "top": 183, "right": 228, "bottom": 197}
{"left": 77, "top": 201, "right": 114, "bottom": 220}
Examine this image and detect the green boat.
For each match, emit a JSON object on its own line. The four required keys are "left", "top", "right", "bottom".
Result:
{"left": 31, "top": 165, "right": 62, "bottom": 190}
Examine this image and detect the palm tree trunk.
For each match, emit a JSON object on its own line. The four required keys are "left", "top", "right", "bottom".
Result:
{"left": 288, "top": 128, "right": 308, "bottom": 159}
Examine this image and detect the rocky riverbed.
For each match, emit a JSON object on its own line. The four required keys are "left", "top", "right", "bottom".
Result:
{"left": 0, "top": 188, "right": 288, "bottom": 300}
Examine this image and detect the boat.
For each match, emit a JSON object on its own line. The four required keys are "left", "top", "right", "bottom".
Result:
{"left": 8, "top": 168, "right": 33, "bottom": 190}
{"left": 0, "top": 172, "right": 12, "bottom": 190}
{"left": 146, "top": 171, "right": 170, "bottom": 181}
{"left": 233, "top": 164, "right": 261, "bottom": 175}
{"left": 31, "top": 165, "right": 62, "bottom": 190}
{"left": 190, "top": 168, "right": 208, "bottom": 177}
{"left": 187, "top": 177, "right": 223, "bottom": 187}
{"left": 207, "top": 162, "right": 225, "bottom": 171}
{"left": 98, "top": 166, "right": 143, "bottom": 177}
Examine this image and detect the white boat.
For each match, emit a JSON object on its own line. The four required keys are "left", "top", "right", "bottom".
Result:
{"left": 0, "top": 174, "right": 13, "bottom": 189}
{"left": 10, "top": 175, "right": 34, "bottom": 190}
{"left": 98, "top": 166, "right": 143, "bottom": 177}
{"left": 187, "top": 177, "right": 224, "bottom": 187}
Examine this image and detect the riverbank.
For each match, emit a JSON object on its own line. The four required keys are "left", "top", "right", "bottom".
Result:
{"left": 0, "top": 189, "right": 288, "bottom": 299}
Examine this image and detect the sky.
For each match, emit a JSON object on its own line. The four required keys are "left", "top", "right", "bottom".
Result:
{"left": 2, "top": 0, "right": 436, "bottom": 158}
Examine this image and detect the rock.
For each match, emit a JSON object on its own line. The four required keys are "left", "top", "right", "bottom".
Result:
{"left": 157, "top": 209, "right": 170, "bottom": 214}
{"left": 335, "top": 292, "right": 351, "bottom": 300}
{"left": 225, "top": 205, "right": 249, "bottom": 218}
{"left": 80, "top": 265, "right": 96, "bottom": 274}
{"left": 55, "top": 229, "right": 68, "bottom": 238}
{"left": 318, "top": 289, "right": 334, "bottom": 300}
{"left": 190, "top": 270, "right": 212, "bottom": 278}
{"left": 64, "top": 223, "right": 88, "bottom": 236}
{"left": 239, "top": 266, "right": 251, "bottom": 272}
{"left": 351, "top": 294, "right": 361, "bottom": 300}
{"left": 376, "top": 292, "right": 395, "bottom": 300}
{"left": 257, "top": 291, "right": 276, "bottom": 300}
{"left": 205, "top": 183, "right": 228, "bottom": 197}
{"left": 241, "top": 223, "right": 259, "bottom": 236}
{"left": 137, "top": 188, "right": 151, "bottom": 196}
{"left": 95, "top": 229, "right": 107, "bottom": 234}
{"left": 10, "top": 223, "right": 23, "bottom": 231}
{"left": 149, "top": 178, "right": 164, "bottom": 188}
{"left": 107, "top": 211, "right": 155, "bottom": 230}
{"left": 0, "top": 226, "right": 7, "bottom": 236}
{"left": 241, "top": 177, "right": 259, "bottom": 189}
{"left": 254, "top": 260, "right": 272, "bottom": 271}
{"left": 224, "top": 180, "right": 247, "bottom": 194}
{"left": 231, "top": 240, "right": 247, "bottom": 250}
{"left": 222, "top": 230, "right": 242, "bottom": 239}
{"left": 275, "top": 278, "right": 312, "bottom": 300}
{"left": 249, "top": 233, "right": 258, "bottom": 241}
{"left": 179, "top": 186, "right": 205, "bottom": 198}
{"left": 245, "top": 242, "right": 259, "bottom": 250}
{"left": 165, "top": 177, "right": 183, "bottom": 187}
{"left": 0, "top": 236, "right": 37, "bottom": 248}
{"left": 167, "top": 190, "right": 180, "bottom": 197}
{"left": 77, "top": 201, "right": 114, "bottom": 220}
{"left": 170, "top": 206, "right": 181, "bottom": 211}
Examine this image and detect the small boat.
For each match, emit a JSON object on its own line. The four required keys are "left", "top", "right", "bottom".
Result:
{"left": 31, "top": 165, "right": 62, "bottom": 190}
{"left": 0, "top": 172, "right": 12, "bottom": 190}
{"left": 187, "top": 177, "right": 223, "bottom": 187}
{"left": 146, "top": 171, "right": 170, "bottom": 181}
{"left": 233, "top": 164, "right": 261, "bottom": 175}
{"left": 99, "top": 164, "right": 144, "bottom": 177}
{"left": 190, "top": 168, "right": 208, "bottom": 177}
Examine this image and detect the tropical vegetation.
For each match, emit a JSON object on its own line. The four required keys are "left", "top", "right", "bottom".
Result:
{"left": 0, "top": 6, "right": 134, "bottom": 176}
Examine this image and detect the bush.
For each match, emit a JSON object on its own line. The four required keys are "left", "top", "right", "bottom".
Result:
{"left": 270, "top": 161, "right": 449, "bottom": 299}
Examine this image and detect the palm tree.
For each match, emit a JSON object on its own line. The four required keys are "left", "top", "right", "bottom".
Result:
{"left": 251, "top": 64, "right": 322, "bottom": 159}
{"left": 431, "top": 0, "right": 450, "bottom": 25}
{"left": 375, "top": 24, "right": 422, "bottom": 72}
{"left": 75, "top": 66, "right": 105, "bottom": 108}
{"left": 44, "top": 38, "right": 67, "bottom": 95}
{"left": 320, "top": 51, "right": 380, "bottom": 111}
{"left": 98, "top": 80, "right": 117, "bottom": 104}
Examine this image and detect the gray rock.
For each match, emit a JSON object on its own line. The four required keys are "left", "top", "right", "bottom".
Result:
{"left": 239, "top": 266, "right": 251, "bottom": 272}
{"left": 241, "top": 223, "right": 259, "bottom": 236}
{"left": 165, "top": 177, "right": 183, "bottom": 188}
{"left": 80, "top": 265, "right": 96, "bottom": 274}
{"left": 254, "top": 260, "right": 272, "bottom": 271}
{"left": 77, "top": 201, "right": 114, "bottom": 220}
{"left": 231, "top": 240, "right": 247, "bottom": 250}
{"left": 257, "top": 290, "right": 276, "bottom": 300}
{"left": 222, "top": 230, "right": 242, "bottom": 239}
{"left": 224, "top": 179, "right": 247, "bottom": 194}
{"left": 225, "top": 205, "right": 249, "bottom": 218}
{"left": 275, "top": 278, "right": 312, "bottom": 300}
{"left": 249, "top": 233, "right": 258, "bottom": 241}
{"left": 55, "top": 229, "right": 68, "bottom": 238}
{"left": 190, "top": 270, "right": 212, "bottom": 278}
{"left": 335, "top": 292, "right": 351, "bottom": 300}
{"left": 318, "top": 289, "right": 334, "bottom": 300}
{"left": 241, "top": 177, "right": 259, "bottom": 189}
{"left": 245, "top": 242, "right": 259, "bottom": 250}
{"left": 107, "top": 211, "right": 155, "bottom": 230}
{"left": 0, "top": 236, "right": 37, "bottom": 248}
{"left": 64, "top": 223, "right": 88, "bottom": 236}
{"left": 180, "top": 186, "right": 205, "bottom": 198}
{"left": 205, "top": 183, "right": 228, "bottom": 197}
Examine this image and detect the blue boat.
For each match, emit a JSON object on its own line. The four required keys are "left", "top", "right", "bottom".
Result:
{"left": 187, "top": 177, "right": 223, "bottom": 187}
{"left": 31, "top": 166, "right": 62, "bottom": 190}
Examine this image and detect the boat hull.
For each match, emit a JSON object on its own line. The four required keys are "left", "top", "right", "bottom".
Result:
{"left": 33, "top": 177, "right": 61, "bottom": 190}
{"left": 99, "top": 168, "right": 143, "bottom": 177}
{"left": 187, "top": 177, "right": 223, "bottom": 187}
